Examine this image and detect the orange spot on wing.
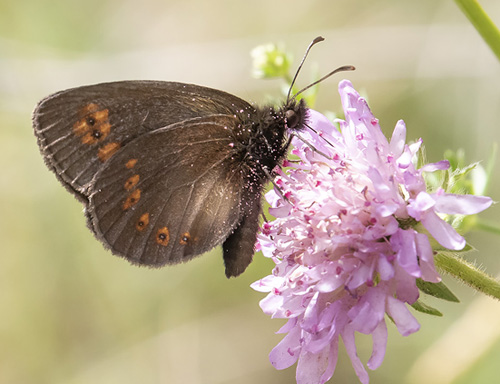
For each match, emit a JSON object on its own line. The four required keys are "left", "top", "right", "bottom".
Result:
{"left": 124, "top": 174, "right": 140, "bottom": 191}
{"left": 72, "top": 120, "right": 88, "bottom": 137}
{"left": 156, "top": 227, "right": 170, "bottom": 246}
{"left": 98, "top": 142, "right": 121, "bottom": 162}
{"left": 93, "top": 109, "right": 109, "bottom": 123}
{"left": 122, "top": 189, "right": 141, "bottom": 210}
{"left": 179, "top": 232, "right": 191, "bottom": 245}
{"left": 78, "top": 103, "right": 100, "bottom": 117}
{"left": 73, "top": 104, "right": 111, "bottom": 145}
{"left": 135, "top": 212, "right": 150, "bottom": 231}
{"left": 125, "top": 159, "right": 138, "bottom": 169}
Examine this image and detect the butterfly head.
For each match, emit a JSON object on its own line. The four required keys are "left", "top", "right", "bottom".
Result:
{"left": 283, "top": 97, "right": 308, "bottom": 132}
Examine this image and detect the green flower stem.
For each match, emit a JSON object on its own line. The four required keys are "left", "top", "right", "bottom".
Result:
{"left": 435, "top": 252, "right": 500, "bottom": 300}
{"left": 454, "top": 0, "right": 500, "bottom": 62}
{"left": 475, "top": 218, "right": 500, "bottom": 236}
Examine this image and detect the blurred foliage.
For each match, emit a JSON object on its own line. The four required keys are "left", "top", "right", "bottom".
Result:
{"left": 251, "top": 43, "right": 292, "bottom": 80}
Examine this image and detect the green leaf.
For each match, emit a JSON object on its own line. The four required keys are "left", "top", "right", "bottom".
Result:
{"left": 411, "top": 299, "right": 443, "bottom": 317}
{"left": 416, "top": 279, "right": 460, "bottom": 302}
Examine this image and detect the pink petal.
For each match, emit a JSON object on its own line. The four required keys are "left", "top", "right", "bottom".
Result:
{"left": 341, "top": 324, "right": 370, "bottom": 384}
{"left": 259, "top": 292, "right": 284, "bottom": 316}
{"left": 258, "top": 238, "right": 277, "bottom": 258}
{"left": 377, "top": 254, "right": 395, "bottom": 281}
{"left": 386, "top": 296, "right": 420, "bottom": 336}
{"left": 421, "top": 210, "right": 466, "bottom": 250}
{"left": 397, "top": 147, "right": 413, "bottom": 169}
{"left": 389, "top": 120, "right": 406, "bottom": 157}
{"left": 319, "top": 342, "right": 340, "bottom": 384}
{"left": 264, "top": 189, "right": 281, "bottom": 207}
{"left": 434, "top": 193, "right": 492, "bottom": 215}
{"left": 296, "top": 346, "right": 335, "bottom": 384}
{"left": 407, "top": 192, "right": 435, "bottom": 220}
{"left": 316, "top": 268, "right": 345, "bottom": 293}
{"left": 348, "top": 287, "right": 386, "bottom": 334}
{"left": 250, "top": 275, "right": 281, "bottom": 292}
{"left": 307, "top": 109, "right": 339, "bottom": 138}
{"left": 317, "top": 301, "right": 343, "bottom": 336}
{"left": 367, "top": 321, "right": 388, "bottom": 370}
{"left": 420, "top": 160, "right": 450, "bottom": 172}
{"left": 392, "top": 229, "right": 420, "bottom": 277}
{"left": 394, "top": 263, "right": 420, "bottom": 304}
{"left": 277, "top": 318, "right": 298, "bottom": 334}
{"left": 269, "top": 204, "right": 292, "bottom": 218}
{"left": 302, "top": 292, "right": 320, "bottom": 332}
{"left": 415, "top": 233, "right": 441, "bottom": 283}
{"left": 367, "top": 167, "right": 391, "bottom": 195}
{"left": 408, "top": 139, "right": 422, "bottom": 155}
{"left": 376, "top": 202, "right": 399, "bottom": 217}
{"left": 269, "top": 326, "right": 302, "bottom": 369}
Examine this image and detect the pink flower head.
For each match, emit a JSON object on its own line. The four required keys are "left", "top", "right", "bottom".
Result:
{"left": 251, "top": 80, "right": 492, "bottom": 384}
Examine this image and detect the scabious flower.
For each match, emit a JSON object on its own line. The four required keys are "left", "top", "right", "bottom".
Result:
{"left": 251, "top": 80, "right": 492, "bottom": 384}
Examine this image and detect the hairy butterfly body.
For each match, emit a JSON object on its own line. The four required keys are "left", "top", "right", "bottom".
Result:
{"left": 33, "top": 80, "right": 307, "bottom": 277}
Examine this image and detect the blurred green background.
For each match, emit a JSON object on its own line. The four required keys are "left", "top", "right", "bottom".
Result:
{"left": 1, "top": 0, "right": 500, "bottom": 383}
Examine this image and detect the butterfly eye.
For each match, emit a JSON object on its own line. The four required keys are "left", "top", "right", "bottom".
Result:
{"left": 285, "top": 109, "right": 299, "bottom": 129}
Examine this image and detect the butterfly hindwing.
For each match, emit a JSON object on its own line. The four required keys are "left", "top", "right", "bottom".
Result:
{"left": 87, "top": 115, "right": 247, "bottom": 268}
{"left": 33, "top": 81, "right": 253, "bottom": 200}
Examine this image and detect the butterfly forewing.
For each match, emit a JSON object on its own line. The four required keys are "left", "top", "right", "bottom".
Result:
{"left": 87, "top": 115, "right": 245, "bottom": 266}
{"left": 33, "top": 81, "right": 253, "bottom": 199}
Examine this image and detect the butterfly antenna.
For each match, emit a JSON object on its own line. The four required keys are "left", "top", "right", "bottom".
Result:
{"left": 286, "top": 36, "right": 325, "bottom": 103}
{"left": 293, "top": 65, "right": 355, "bottom": 99}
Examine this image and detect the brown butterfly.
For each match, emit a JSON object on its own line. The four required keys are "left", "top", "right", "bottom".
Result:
{"left": 33, "top": 37, "right": 353, "bottom": 277}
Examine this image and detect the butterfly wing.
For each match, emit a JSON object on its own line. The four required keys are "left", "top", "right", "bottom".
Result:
{"left": 86, "top": 114, "right": 253, "bottom": 273}
{"left": 33, "top": 81, "right": 253, "bottom": 201}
